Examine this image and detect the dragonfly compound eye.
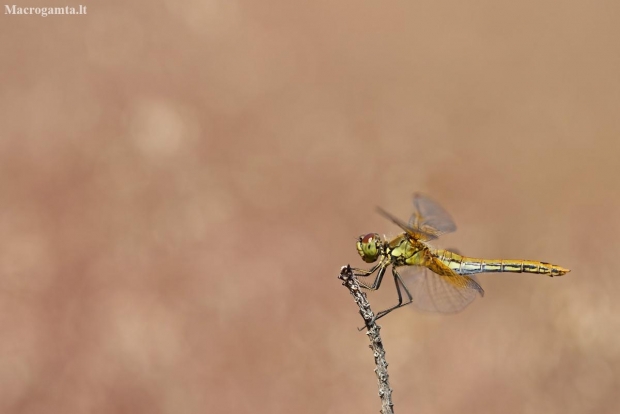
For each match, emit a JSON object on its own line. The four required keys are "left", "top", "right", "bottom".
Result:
{"left": 357, "top": 233, "right": 381, "bottom": 263}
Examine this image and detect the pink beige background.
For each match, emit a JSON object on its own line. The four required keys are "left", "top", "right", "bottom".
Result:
{"left": 1, "top": 1, "right": 619, "bottom": 413}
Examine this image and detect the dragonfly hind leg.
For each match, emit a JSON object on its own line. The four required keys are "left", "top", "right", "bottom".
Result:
{"left": 374, "top": 267, "right": 414, "bottom": 321}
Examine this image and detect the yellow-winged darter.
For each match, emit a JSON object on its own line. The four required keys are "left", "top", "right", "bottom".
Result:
{"left": 354, "top": 194, "right": 570, "bottom": 320}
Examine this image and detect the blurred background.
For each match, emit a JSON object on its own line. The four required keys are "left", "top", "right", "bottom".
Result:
{"left": 1, "top": 1, "right": 619, "bottom": 413}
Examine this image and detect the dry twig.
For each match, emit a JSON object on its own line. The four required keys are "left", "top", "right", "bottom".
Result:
{"left": 338, "top": 265, "right": 394, "bottom": 414}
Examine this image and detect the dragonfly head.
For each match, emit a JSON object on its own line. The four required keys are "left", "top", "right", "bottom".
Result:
{"left": 356, "top": 233, "right": 382, "bottom": 263}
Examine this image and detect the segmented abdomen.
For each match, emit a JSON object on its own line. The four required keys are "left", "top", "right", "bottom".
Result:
{"left": 435, "top": 249, "right": 570, "bottom": 277}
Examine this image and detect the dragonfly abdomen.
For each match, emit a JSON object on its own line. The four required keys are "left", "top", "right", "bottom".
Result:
{"left": 436, "top": 250, "right": 570, "bottom": 277}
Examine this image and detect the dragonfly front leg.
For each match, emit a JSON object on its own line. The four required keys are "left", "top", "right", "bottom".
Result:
{"left": 374, "top": 267, "right": 414, "bottom": 321}
{"left": 353, "top": 263, "right": 390, "bottom": 331}
{"left": 356, "top": 264, "right": 388, "bottom": 291}
{"left": 350, "top": 261, "right": 383, "bottom": 277}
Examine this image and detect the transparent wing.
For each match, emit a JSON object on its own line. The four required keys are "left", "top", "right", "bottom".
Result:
{"left": 376, "top": 207, "right": 441, "bottom": 242}
{"left": 399, "top": 266, "right": 483, "bottom": 314}
{"left": 408, "top": 193, "right": 457, "bottom": 238}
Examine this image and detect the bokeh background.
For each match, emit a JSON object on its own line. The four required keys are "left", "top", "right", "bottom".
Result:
{"left": 1, "top": 1, "right": 619, "bottom": 413}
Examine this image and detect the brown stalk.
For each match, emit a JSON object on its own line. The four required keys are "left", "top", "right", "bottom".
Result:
{"left": 338, "top": 265, "right": 394, "bottom": 414}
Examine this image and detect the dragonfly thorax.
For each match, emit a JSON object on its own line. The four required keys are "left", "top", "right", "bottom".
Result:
{"left": 356, "top": 233, "right": 385, "bottom": 263}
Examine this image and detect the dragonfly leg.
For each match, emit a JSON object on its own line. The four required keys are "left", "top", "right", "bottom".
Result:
{"left": 354, "top": 264, "right": 390, "bottom": 331}
{"left": 374, "top": 267, "right": 414, "bottom": 321}
{"left": 351, "top": 262, "right": 382, "bottom": 277}
{"left": 357, "top": 264, "right": 388, "bottom": 291}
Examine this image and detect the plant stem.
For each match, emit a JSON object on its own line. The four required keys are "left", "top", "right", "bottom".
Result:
{"left": 338, "top": 265, "right": 394, "bottom": 414}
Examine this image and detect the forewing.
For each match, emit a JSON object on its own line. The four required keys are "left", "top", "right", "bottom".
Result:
{"left": 399, "top": 266, "right": 483, "bottom": 314}
{"left": 409, "top": 193, "right": 457, "bottom": 238}
{"left": 376, "top": 207, "right": 438, "bottom": 242}
{"left": 376, "top": 207, "right": 427, "bottom": 240}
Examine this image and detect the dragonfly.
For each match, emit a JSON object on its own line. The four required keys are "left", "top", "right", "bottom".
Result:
{"left": 353, "top": 193, "right": 570, "bottom": 320}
